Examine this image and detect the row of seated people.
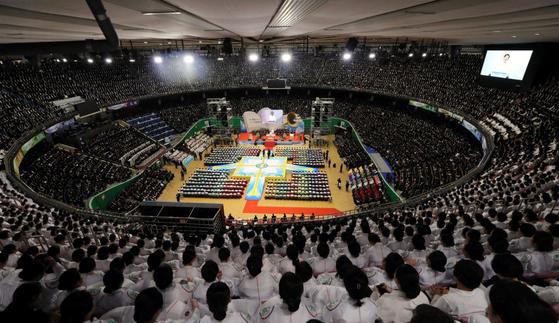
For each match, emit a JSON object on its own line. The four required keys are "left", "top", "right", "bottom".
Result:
{"left": 20, "top": 146, "right": 132, "bottom": 207}
{"left": 334, "top": 134, "right": 371, "bottom": 170}
{"left": 274, "top": 148, "right": 325, "bottom": 167}
{"left": 265, "top": 172, "right": 331, "bottom": 201}
{"left": 348, "top": 164, "right": 385, "bottom": 205}
{"left": 204, "top": 147, "right": 261, "bottom": 166}
{"left": 108, "top": 168, "right": 174, "bottom": 213}
{"left": 179, "top": 170, "right": 248, "bottom": 199}
{"left": 180, "top": 132, "right": 211, "bottom": 155}
{"left": 163, "top": 150, "right": 193, "bottom": 167}
{"left": 2, "top": 205, "right": 559, "bottom": 323}
{"left": 80, "top": 124, "right": 155, "bottom": 166}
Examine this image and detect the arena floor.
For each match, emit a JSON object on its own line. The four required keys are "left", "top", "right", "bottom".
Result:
{"left": 158, "top": 135, "right": 356, "bottom": 220}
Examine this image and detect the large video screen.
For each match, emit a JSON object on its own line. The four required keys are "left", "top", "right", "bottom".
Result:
{"left": 480, "top": 50, "right": 533, "bottom": 81}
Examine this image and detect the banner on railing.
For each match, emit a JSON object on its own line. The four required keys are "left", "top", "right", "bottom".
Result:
{"left": 13, "top": 131, "right": 46, "bottom": 176}
{"left": 462, "top": 120, "right": 482, "bottom": 142}
{"left": 107, "top": 100, "right": 140, "bottom": 111}
{"left": 409, "top": 100, "right": 437, "bottom": 113}
{"left": 438, "top": 108, "right": 464, "bottom": 122}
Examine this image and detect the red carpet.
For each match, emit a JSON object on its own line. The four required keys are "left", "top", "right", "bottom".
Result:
{"left": 243, "top": 200, "right": 343, "bottom": 216}
{"left": 238, "top": 132, "right": 304, "bottom": 144}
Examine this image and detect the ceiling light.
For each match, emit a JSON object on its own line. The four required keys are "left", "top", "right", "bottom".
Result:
{"left": 129, "top": 59, "right": 136, "bottom": 63}
{"left": 342, "top": 52, "right": 352, "bottom": 61}
{"left": 492, "top": 30, "right": 501, "bottom": 33}
{"left": 439, "top": 53, "right": 443, "bottom": 56}
{"left": 259, "top": 40, "right": 264, "bottom": 43}
{"left": 87, "top": 58, "right": 94, "bottom": 64}
{"left": 369, "top": 53, "right": 376, "bottom": 59}
{"left": 248, "top": 53, "right": 259, "bottom": 62}
{"left": 217, "top": 57, "right": 224, "bottom": 61}
{"left": 55, "top": 58, "right": 60, "bottom": 62}
{"left": 512, "top": 35, "right": 517, "bottom": 38}
{"left": 183, "top": 54, "right": 194, "bottom": 64}
{"left": 535, "top": 33, "right": 541, "bottom": 36}
{"left": 198, "top": 40, "right": 202, "bottom": 44}
{"left": 167, "top": 41, "right": 171, "bottom": 45}
{"left": 422, "top": 52, "right": 427, "bottom": 58}
{"left": 281, "top": 53, "right": 292, "bottom": 63}
{"left": 143, "top": 41, "right": 148, "bottom": 44}
{"left": 142, "top": 11, "right": 181, "bottom": 15}
{"left": 218, "top": 41, "right": 222, "bottom": 44}
{"left": 105, "top": 57, "right": 112, "bottom": 64}
{"left": 153, "top": 56, "right": 163, "bottom": 64}
{"left": 62, "top": 58, "right": 68, "bottom": 63}
{"left": 408, "top": 53, "right": 414, "bottom": 58}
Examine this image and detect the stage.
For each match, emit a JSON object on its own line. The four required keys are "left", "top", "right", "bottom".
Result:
{"left": 157, "top": 135, "right": 356, "bottom": 220}
{"left": 237, "top": 132, "right": 305, "bottom": 145}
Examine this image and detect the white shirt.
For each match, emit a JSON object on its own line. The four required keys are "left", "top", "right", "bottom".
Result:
{"left": 377, "top": 290, "right": 429, "bottom": 323}
{"left": 323, "top": 294, "right": 377, "bottom": 323}
{"left": 432, "top": 287, "right": 488, "bottom": 320}
{"left": 366, "top": 244, "right": 391, "bottom": 267}
{"left": 258, "top": 296, "right": 319, "bottom": 323}
{"left": 418, "top": 266, "right": 451, "bottom": 288}
{"left": 311, "top": 257, "right": 336, "bottom": 276}
{"left": 238, "top": 272, "right": 278, "bottom": 302}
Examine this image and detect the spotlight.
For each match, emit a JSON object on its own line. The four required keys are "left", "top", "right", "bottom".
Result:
{"left": 55, "top": 58, "right": 60, "bottom": 63}
{"left": 62, "top": 58, "right": 68, "bottom": 63}
{"left": 408, "top": 53, "right": 414, "bottom": 58}
{"left": 422, "top": 52, "right": 427, "bottom": 58}
{"left": 369, "top": 53, "right": 376, "bottom": 59}
{"left": 281, "top": 53, "right": 292, "bottom": 63}
{"left": 129, "top": 58, "right": 136, "bottom": 63}
{"left": 217, "top": 57, "right": 224, "bottom": 61}
{"left": 183, "top": 54, "right": 194, "bottom": 64}
{"left": 342, "top": 52, "right": 352, "bottom": 61}
{"left": 248, "top": 53, "right": 259, "bottom": 62}
{"left": 87, "top": 58, "right": 94, "bottom": 64}
{"left": 105, "top": 57, "right": 113, "bottom": 64}
{"left": 153, "top": 56, "right": 163, "bottom": 64}
{"left": 439, "top": 53, "right": 443, "bottom": 57}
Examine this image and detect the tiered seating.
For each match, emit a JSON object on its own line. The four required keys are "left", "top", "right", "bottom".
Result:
{"left": 179, "top": 169, "right": 248, "bottom": 198}
{"left": 108, "top": 168, "right": 174, "bottom": 212}
{"left": 265, "top": 172, "right": 331, "bottom": 201}
{"left": 81, "top": 124, "right": 156, "bottom": 166}
{"left": 348, "top": 164, "right": 385, "bottom": 205}
{"left": 20, "top": 147, "right": 132, "bottom": 207}
{"left": 204, "top": 147, "right": 261, "bottom": 166}
{"left": 274, "top": 148, "right": 325, "bottom": 167}
{"left": 127, "top": 113, "right": 176, "bottom": 143}
{"left": 334, "top": 134, "right": 371, "bottom": 169}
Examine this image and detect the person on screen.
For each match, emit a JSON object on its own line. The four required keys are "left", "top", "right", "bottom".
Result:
{"left": 489, "top": 53, "right": 511, "bottom": 78}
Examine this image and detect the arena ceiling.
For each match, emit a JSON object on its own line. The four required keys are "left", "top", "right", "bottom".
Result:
{"left": 0, "top": 0, "right": 558, "bottom": 45}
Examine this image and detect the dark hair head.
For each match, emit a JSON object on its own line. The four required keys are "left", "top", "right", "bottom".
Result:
{"left": 295, "top": 261, "right": 313, "bottom": 283}
{"left": 246, "top": 255, "right": 263, "bottom": 277}
{"left": 384, "top": 252, "right": 405, "bottom": 279}
{"left": 71, "top": 249, "right": 86, "bottom": 263}
{"left": 343, "top": 266, "right": 372, "bottom": 306}
{"left": 182, "top": 247, "right": 196, "bottom": 265}
{"left": 286, "top": 244, "right": 300, "bottom": 267}
{"left": 59, "top": 290, "right": 93, "bottom": 323}
{"left": 78, "top": 257, "right": 96, "bottom": 274}
{"left": 368, "top": 233, "right": 381, "bottom": 244}
{"left": 412, "top": 235, "right": 426, "bottom": 250}
{"left": 520, "top": 223, "right": 536, "bottom": 237}
{"left": 396, "top": 264, "right": 421, "bottom": 299}
{"left": 427, "top": 251, "right": 447, "bottom": 273}
{"left": 533, "top": 231, "right": 554, "bottom": 252}
{"left": 335, "top": 255, "right": 353, "bottom": 278}
{"left": 489, "top": 279, "right": 556, "bottom": 323}
{"left": 279, "top": 272, "right": 303, "bottom": 313}
{"left": 103, "top": 270, "right": 124, "bottom": 294}
{"left": 410, "top": 304, "right": 454, "bottom": 323}
{"left": 6, "top": 282, "right": 43, "bottom": 309}
{"left": 218, "top": 247, "right": 230, "bottom": 262}
{"left": 491, "top": 254, "right": 524, "bottom": 279}
{"left": 19, "top": 261, "right": 45, "bottom": 281}
{"left": 153, "top": 264, "right": 173, "bottom": 290}
{"left": 317, "top": 243, "right": 330, "bottom": 258}
{"left": 206, "top": 282, "right": 230, "bottom": 321}
{"left": 201, "top": 260, "right": 219, "bottom": 283}
{"left": 134, "top": 288, "right": 163, "bottom": 323}
{"left": 110, "top": 257, "right": 125, "bottom": 272}
{"left": 348, "top": 240, "right": 361, "bottom": 258}
{"left": 464, "top": 241, "right": 485, "bottom": 261}
{"left": 147, "top": 252, "right": 163, "bottom": 271}
{"left": 453, "top": 259, "right": 483, "bottom": 290}
{"left": 58, "top": 268, "right": 82, "bottom": 291}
